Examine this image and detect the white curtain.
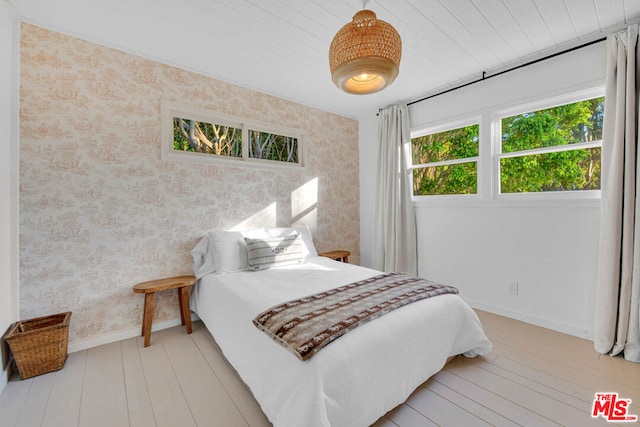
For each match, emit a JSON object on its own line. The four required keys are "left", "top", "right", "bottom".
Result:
{"left": 373, "top": 104, "right": 418, "bottom": 275}
{"left": 594, "top": 24, "right": 640, "bottom": 362}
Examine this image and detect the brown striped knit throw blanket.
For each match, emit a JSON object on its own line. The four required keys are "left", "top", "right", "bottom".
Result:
{"left": 253, "top": 272, "right": 459, "bottom": 361}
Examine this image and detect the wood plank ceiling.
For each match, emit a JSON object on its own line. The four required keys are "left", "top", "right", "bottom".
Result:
{"left": 14, "top": 0, "right": 640, "bottom": 119}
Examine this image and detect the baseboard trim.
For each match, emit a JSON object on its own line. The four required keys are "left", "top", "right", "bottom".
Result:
{"left": 67, "top": 314, "right": 200, "bottom": 353}
{"left": 465, "top": 298, "right": 593, "bottom": 340}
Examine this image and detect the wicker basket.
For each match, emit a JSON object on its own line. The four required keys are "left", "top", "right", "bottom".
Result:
{"left": 5, "top": 312, "right": 72, "bottom": 380}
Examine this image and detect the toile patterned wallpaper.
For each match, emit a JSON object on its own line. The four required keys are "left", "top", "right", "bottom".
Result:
{"left": 19, "top": 23, "right": 360, "bottom": 345}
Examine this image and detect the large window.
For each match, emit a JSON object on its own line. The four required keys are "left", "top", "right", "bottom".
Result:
{"left": 162, "top": 102, "right": 303, "bottom": 168}
{"left": 410, "top": 123, "right": 479, "bottom": 196}
{"left": 410, "top": 88, "right": 604, "bottom": 203}
{"left": 498, "top": 96, "right": 603, "bottom": 194}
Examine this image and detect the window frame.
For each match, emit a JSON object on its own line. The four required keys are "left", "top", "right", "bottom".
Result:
{"left": 492, "top": 87, "right": 604, "bottom": 201}
{"left": 410, "top": 116, "right": 482, "bottom": 200}
{"left": 161, "top": 101, "right": 305, "bottom": 170}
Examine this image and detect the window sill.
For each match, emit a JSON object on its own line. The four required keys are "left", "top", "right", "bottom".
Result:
{"left": 162, "top": 149, "right": 305, "bottom": 171}
{"left": 413, "top": 194, "right": 601, "bottom": 209}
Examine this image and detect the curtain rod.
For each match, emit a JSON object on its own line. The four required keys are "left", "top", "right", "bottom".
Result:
{"left": 378, "top": 35, "right": 607, "bottom": 113}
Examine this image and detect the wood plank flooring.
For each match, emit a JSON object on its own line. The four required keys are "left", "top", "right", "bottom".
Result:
{"left": 1, "top": 310, "right": 639, "bottom": 426}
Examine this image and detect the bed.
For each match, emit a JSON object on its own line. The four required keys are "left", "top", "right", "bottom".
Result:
{"left": 190, "top": 227, "right": 492, "bottom": 427}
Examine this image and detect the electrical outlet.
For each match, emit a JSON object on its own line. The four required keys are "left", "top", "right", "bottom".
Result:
{"left": 507, "top": 282, "right": 519, "bottom": 296}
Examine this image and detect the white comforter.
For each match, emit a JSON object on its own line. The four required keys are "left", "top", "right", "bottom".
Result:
{"left": 191, "top": 257, "right": 492, "bottom": 427}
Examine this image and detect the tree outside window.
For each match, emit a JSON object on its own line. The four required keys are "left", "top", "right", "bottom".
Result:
{"left": 500, "top": 97, "right": 603, "bottom": 193}
{"left": 411, "top": 124, "right": 479, "bottom": 196}
{"left": 173, "top": 118, "right": 242, "bottom": 157}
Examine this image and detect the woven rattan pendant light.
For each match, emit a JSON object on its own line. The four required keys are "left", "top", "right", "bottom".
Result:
{"left": 329, "top": 8, "right": 402, "bottom": 95}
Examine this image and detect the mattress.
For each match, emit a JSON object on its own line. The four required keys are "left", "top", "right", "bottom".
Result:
{"left": 190, "top": 256, "right": 492, "bottom": 427}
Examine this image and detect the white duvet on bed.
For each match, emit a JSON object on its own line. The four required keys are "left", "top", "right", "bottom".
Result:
{"left": 191, "top": 256, "right": 492, "bottom": 427}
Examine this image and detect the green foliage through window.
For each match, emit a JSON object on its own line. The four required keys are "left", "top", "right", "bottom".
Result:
{"left": 413, "top": 162, "right": 477, "bottom": 196}
{"left": 500, "top": 97, "right": 603, "bottom": 193}
{"left": 411, "top": 124, "right": 479, "bottom": 196}
{"left": 248, "top": 130, "right": 298, "bottom": 163}
{"left": 173, "top": 118, "right": 242, "bottom": 157}
{"left": 172, "top": 117, "right": 300, "bottom": 165}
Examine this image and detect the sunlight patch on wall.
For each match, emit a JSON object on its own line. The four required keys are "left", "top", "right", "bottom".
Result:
{"left": 292, "top": 177, "right": 318, "bottom": 228}
{"left": 231, "top": 202, "right": 277, "bottom": 231}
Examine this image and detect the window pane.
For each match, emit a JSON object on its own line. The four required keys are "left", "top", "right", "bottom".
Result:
{"left": 173, "top": 118, "right": 242, "bottom": 157}
{"left": 411, "top": 124, "right": 479, "bottom": 165}
{"left": 413, "top": 162, "right": 477, "bottom": 196}
{"left": 248, "top": 130, "right": 299, "bottom": 163}
{"left": 502, "top": 97, "right": 604, "bottom": 154}
{"left": 500, "top": 147, "right": 601, "bottom": 193}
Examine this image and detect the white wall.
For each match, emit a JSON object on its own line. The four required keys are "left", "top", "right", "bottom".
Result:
{"left": 0, "top": 0, "right": 18, "bottom": 393}
{"left": 416, "top": 203, "right": 599, "bottom": 338}
{"left": 360, "top": 42, "right": 606, "bottom": 339}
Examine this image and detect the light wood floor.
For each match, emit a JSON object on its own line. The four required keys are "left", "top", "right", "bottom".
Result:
{"left": 1, "top": 310, "right": 639, "bottom": 426}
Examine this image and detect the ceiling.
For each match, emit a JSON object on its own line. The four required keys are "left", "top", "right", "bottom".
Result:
{"left": 14, "top": 0, "right": 640, "bottom": 120}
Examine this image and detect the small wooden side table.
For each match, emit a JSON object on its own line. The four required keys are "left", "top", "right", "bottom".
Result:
{"left": 133, "top": 275, "right": 196, "bottom": 347}
{"left": 319, "top": 250, "right": 350, "bottom": 263}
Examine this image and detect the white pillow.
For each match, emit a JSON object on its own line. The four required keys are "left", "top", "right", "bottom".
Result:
{"left": 208, "top": 231, "right": 248, "bottom": 273}
{"left": 192, "top": 226, "right": 318, "bottom": 278}
{"left": 293, "top": 226, "right": 318, "bottom": 257}
{"left": 191, "top": 235, "right": 215, "bottom": 280}
{"left": 245, "top": 234, "right": 304, "bottom": 271}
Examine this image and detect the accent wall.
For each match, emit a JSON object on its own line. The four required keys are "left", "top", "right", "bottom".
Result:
{"left": 19, "top": 23, "right": 360, "bottom": 348}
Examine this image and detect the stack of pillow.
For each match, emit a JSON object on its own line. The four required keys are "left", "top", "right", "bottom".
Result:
{"left": 192, "top": 226, "right": 318, "bottom": 279}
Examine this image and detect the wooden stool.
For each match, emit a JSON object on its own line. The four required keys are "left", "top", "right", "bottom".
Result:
{"left": 133, "top": 275, "right": 196, "bottom": 347}
{"left": 319, "top": 250, "right": 350, "bottom": 263}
